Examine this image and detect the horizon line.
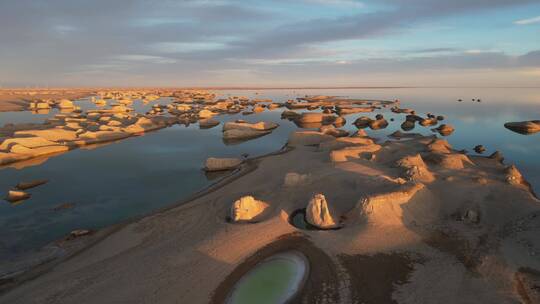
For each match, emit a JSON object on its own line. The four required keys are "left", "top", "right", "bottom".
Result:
{"left": 1, "top": 85, "right": 540, "bottom": 91}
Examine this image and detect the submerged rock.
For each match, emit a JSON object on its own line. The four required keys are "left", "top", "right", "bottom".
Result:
{"left": 305, "top": 194, "right": 337, "bottom": 229}
{"left": 204, "top": 157, "right": 243, "bottom": 172}
{"left": 230, "top": 196, "right": 268, "bottom": 222}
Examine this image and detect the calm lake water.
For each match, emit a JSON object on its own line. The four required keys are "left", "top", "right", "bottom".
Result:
{"left": 0, "top": 88, "right": 539, "bottom": 264}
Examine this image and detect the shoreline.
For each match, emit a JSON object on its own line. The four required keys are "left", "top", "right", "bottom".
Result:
{"left": 0, "top": 130, "right": 538, "bottom": 303}
{"left": 0, "top": 144, "right": 293, "bottom": 294}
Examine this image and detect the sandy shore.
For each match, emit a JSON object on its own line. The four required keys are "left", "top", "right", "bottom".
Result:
{"left": 0, "top": 127, "right": 539, "bottom": 303}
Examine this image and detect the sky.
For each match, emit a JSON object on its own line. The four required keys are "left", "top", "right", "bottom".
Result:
{"left": 0, "top": 0, "right": 539, "bottom": 87}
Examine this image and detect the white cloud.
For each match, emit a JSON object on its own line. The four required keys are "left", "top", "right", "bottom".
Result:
{"left": 52, "top": 25, "right": 77, "bottom": 36}
{"left": 464, "top": 49, "right": 500, "bottom": 54}
{"left": 304, "top": 0, "right": 364, "bottom": 8}
{"left": 114, "top": 55, "right": 177, "bottom": 64}
{"left": 514, "top": 15, "right": 540, "bottom": 25}
{"left": 150, "top": 42, "right": 229, "bottom": 53}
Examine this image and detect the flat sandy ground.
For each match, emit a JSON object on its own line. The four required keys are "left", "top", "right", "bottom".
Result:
{"left": 0, "top": 132, "right": 539, "bottom": 304}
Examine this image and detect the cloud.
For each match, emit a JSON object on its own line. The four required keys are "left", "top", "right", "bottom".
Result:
{"left": 114, "top": 55, "right": 177, "bottom": 64}
{"left": 304, "top": 0, "right": 364, "bottom": 8}
{"left": 0, "top": 0, "right": 539, "bottom": 87}
{"left": 464, "top": 49, "right": 501, "bottom": 54}
{"left": 514, "top": 15, "right": 540, "bottom": 25}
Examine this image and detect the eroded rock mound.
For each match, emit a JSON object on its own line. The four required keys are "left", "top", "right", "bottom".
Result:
{"left": 424, "top": 152, "right": 474, "bottom": 169}
{"left": 352, "top": 182, "right": 425, "bottom": 225}
{"left": 230, "top": 196, "right": 268, "bottom": 222}
{"left": 330, "top": 144, "right": 382, "bottom": 162}
{"left": 287, "top": 131, "right": 335, "bottom": 147}
{"left": 504, "top": 120, "right": 540, "bottom": 135}
{"left": 5, "top": 190, "right": 31, "bottom": 202}
{"left": 432, "top": 124, "right": 454, "bottom": 136}
{"left": 306, "top": 194, "right": 337, "bottom": 229}
{"left": 395, "top": 154, "right": 435, "bottom": 182}
{"left": 505, "top": 164, "right": 525, "bottom": 185}
{"left": 222, "top": 120, "right": 278, "bottom": 142}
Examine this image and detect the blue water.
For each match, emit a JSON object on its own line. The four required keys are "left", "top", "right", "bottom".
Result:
{"left": 0, "top": 88, "right": 538, "bottom": 261}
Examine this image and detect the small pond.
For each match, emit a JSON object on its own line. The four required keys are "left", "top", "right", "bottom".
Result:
{"left": 226, "top": 251, "right": 308, "bottom": 304}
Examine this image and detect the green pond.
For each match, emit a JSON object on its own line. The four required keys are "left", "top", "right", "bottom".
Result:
{"left": 227, "top": 252, "right": 308, "bottom": 304}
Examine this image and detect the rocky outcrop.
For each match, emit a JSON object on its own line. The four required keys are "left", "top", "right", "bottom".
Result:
{"left": 199, "top": 119, "right": 220, "bottom": 129}
{"left": 16, "top": 179, "right": 48, "bottom": 190}
{"left": 335, "top": 106, "right": 374, "bottom": 115}
{"left": 353, "top": 182, "right": 425, "bottom": 225}
{"left": 319, "top": 136, "right": 375, "bottom": 151}
{"left": 424, "top": 152, "right": 474, "bottom": 169}
{"left": 388, "top": 131, "right": 423, "bottom": 139}
{"left": 395, "top": 154, "right": 435, "bottom": 182}
{"left": 330, "top": 144, "right": 382, "bottom": 162}
{"left": 505, "top": 164, "right": 525, "bottom": 185}
{"left": 223, "top": 121, "right": 278, "bottom": 132}
{"left": 305, "top": 194, "right": 337, "bottom": 229}
{"left": 504, "top": 120, "right": 540, "bottom": 135}
{"left": 295, "top": 113, "right": 336, "bottom": 124}
{"left": 287, "top": 131, "right": 335, "bottom": 147}
{"left": 281, "top": 110, "right": 301, "bottom": 119}
{"left": 198, "top": 109, "right": 217, "bottom": 119}
{"left": 6, "top": 190, "right": 30, "bottom": 202}
{"left": 14, "top": 129, "right": 78, "bottom": 142}
{"left": 432, "top": 124, "right": 454, "bottom": 136}
{"left": 474, "top": 145, "right": 486, "bottom": 154}
{"left": 56, "top": 99, "right": 74, "bottom": 109}
{"left": 353, "top": 116, "right": 388, "bottom": 130}
{"left": 223, "top": 129, "right": 272, "bottom": 141}
{"left": 319, "top": 125, "right": 349, "bottom": 138}
{"left": 204, "top": 157, "right": 243, "bottom": 172}
{"left": 230, "top": 196, "right": 268, "bottom": 222}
